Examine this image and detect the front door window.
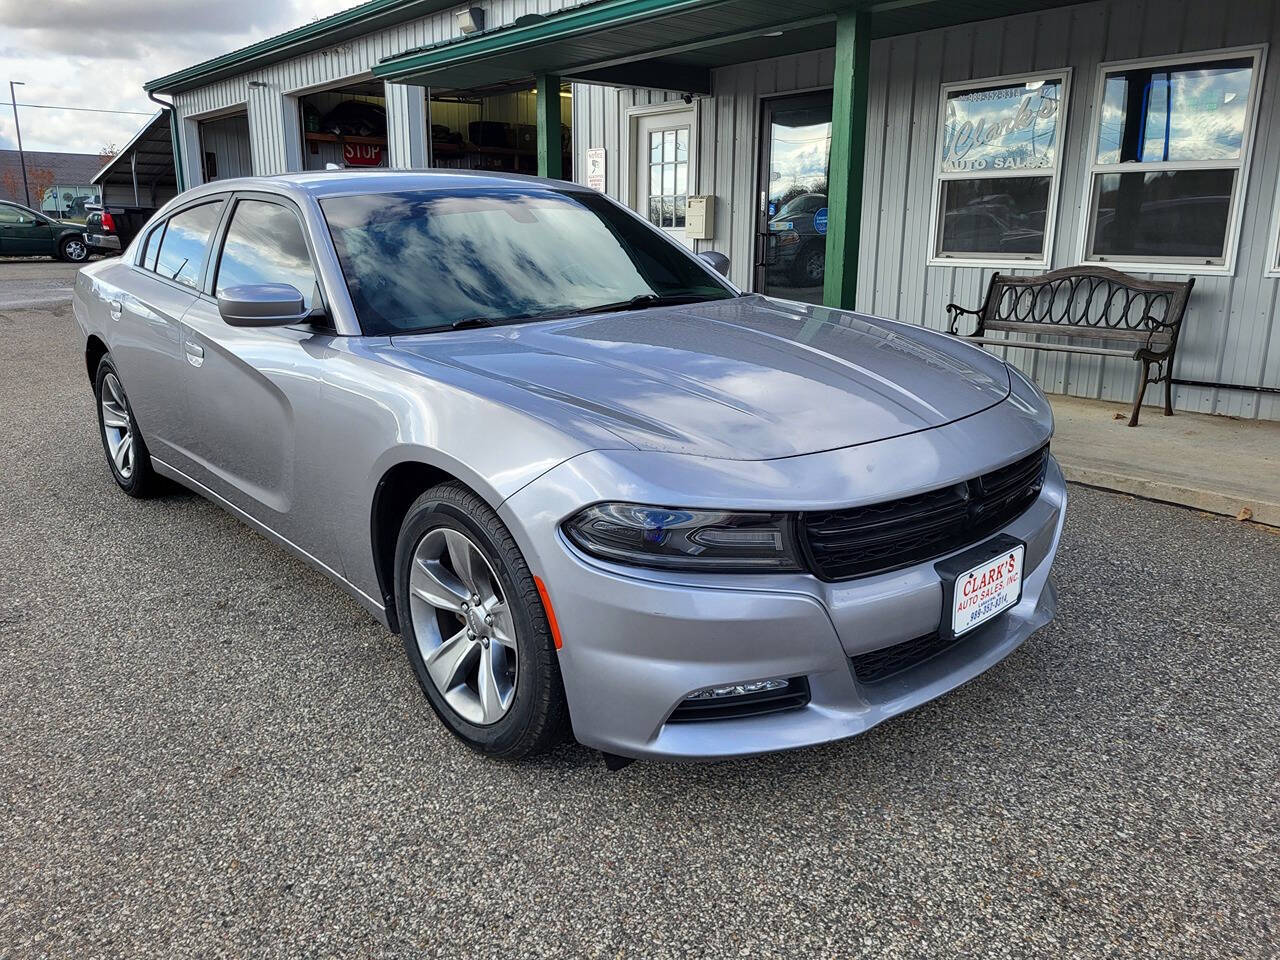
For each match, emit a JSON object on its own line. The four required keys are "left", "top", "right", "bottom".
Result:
{"left": 757, "top": 93, "right": 833, "bottom": 304}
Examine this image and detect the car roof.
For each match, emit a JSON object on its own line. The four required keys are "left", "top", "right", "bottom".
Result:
{"left": 177, "top": 169, "right": 594, "bottom": 203}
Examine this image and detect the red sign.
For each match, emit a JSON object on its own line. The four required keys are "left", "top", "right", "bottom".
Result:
{"left": 342, "top": 142, "right": 383, "bottom": 166}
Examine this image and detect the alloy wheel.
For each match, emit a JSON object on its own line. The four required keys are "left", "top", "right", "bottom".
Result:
{"left": 408, "top": 527, "right": 518, "bottom": 725}
{"left": 100, "top": 372, "right": 135, "bottom": 480}
{"left": 64, "top": 239, "right": 88, "bottom": 262}
{"left": 803, "top": 248, "right": 825, "bottom": 282}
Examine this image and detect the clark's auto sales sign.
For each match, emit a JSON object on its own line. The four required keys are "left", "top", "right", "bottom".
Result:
{"left": 343, "top": 143, "right": 384, "bottom": 166}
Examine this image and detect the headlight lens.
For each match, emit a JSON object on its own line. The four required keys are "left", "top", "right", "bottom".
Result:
{"left": 563, "top": 503, "right": 802, "bottom": 572}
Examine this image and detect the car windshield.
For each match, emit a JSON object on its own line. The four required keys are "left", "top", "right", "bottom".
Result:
{"left": 320, "top": 188, "right": 734, "bottom": 335}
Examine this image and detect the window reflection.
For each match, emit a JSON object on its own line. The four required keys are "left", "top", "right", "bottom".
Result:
{"left": 1096, "top": 58, "right": 1254, "bottom": 163}
{"left": 215, "top": 200, "right": 318, "bottom": 308}
{"left": 1090, "top": 170, "right": 1233, "bottom": 260}
{"left": 647, "top": 128, "right": 690, "bottom": 228}
{"left": 1087, "top": 52, "right": 1259, "bottom": 265}
{"left": 154, "top": 201, "right": 225, "bottom": 289}
{"left": 321, "top": 189, "right": 731, "bottom": 335}
{"left": 939, "top": 178, "right": 1050, "bottom": 256}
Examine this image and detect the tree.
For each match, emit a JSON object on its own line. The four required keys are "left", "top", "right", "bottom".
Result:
{"left": 0, "top": 168, "right": 20, "bottom": 203}
{"left": 27, "top": 165, "right": 56, "bottom": 211}
{"left": 97, "top": 143, "right": 118, "bottom": 167}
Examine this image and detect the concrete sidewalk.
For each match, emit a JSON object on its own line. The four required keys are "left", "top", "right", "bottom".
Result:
{"left": 1050, "top": 394, "right": 1280, "bottom": 527}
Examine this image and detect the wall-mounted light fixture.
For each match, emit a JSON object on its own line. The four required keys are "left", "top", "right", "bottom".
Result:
{"left": 248, "top": 80, "right": 269, "bottom": 88}
{"left": 456, "top": 7, "right": 485, "bottom": 34}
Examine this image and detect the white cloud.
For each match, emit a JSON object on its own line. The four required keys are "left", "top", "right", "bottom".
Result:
{"left": 0, "top": 0, "right": 356, "bottom": 154}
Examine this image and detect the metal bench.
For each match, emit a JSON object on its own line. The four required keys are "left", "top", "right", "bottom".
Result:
{"left": 946, "top": 266, "right": 1195, "bottom": 427}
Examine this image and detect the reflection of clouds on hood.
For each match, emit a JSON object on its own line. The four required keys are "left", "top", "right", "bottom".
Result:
{"left": 1096, "top": 60, "right": 1253, "bottom": 164}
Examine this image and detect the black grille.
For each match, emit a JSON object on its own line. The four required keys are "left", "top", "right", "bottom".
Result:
{"left": 801, "top": 445, "right": 1049, "bottom": 581}
{"left": 851, "top": 632, "right": 958, "bottom": 685}
{"left": 667, "top": 678, "right": 810, "bottom": 723}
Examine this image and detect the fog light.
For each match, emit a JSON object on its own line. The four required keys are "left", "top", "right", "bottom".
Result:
{"left": 686, "top": 678, "right": 789, "bottom": 700}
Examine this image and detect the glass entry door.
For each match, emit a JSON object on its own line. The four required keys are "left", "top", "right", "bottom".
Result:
{"left": 756, "top": 92, "right": 833, "bottom": 303}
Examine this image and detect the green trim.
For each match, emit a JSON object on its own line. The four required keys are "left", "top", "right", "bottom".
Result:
{"left": 168, "top": 110, "right": 186, "bottom": 193}
{"left": 536, "top": 75, "right": 563, "bottom": 179}
{"left": 822, "top": 8, "right": 870, "bottom": 310}
{"left": 374, "top": 0, "right": 729, "bottom": 81}
{"left": 146, "top": 0, "right": 442, "bottom": 94}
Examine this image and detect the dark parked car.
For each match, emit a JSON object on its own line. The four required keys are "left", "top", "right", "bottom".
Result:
{"left": 767, "top": 193, "right": 827, "bottom": 285}
{"left": 941, "top": 208, "right": 1044, "bottom": 255}
{"left": 0, "top": 200, "right": 90, "bottom": 261}
{"left": 85, "top": 204, "right": 159, "bottom": 256}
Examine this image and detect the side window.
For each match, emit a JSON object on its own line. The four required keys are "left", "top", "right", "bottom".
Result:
{"left": 214, "top": 199, "right": 319, "bottom": 308}
{"left": 154, "top": 200, "right": 226, "bottom": 289}
{"left": 0, "top": 204, "right": 29, "bottom": 224}
{"left": 139, "top": 223, "right": 164, "bottom": 270}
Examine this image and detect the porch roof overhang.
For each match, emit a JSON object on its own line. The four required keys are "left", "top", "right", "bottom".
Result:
{"left": 90, "top": 112, "right": 177, "bottom": 193}
{"left": 372, "top": 0, "right": 1088, "bottom": 94}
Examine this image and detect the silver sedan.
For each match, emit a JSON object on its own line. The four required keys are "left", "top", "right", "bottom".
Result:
{"left": 72, "top": 171, "right": 1064, "bottom": 763}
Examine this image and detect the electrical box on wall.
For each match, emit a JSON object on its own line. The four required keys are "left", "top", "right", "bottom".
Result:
{"left": 686, "top": 195, "right": 714, "bottom": 240}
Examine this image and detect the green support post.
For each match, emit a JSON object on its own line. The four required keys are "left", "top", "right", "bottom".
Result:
{"left": 822, "top": 8, "right": 870, "bottom": 310}
{"left": 536, "top": 74, "right": 563, "bottom": 180}
{"left": 167, "top": 109, "right": 186, "bottom": 192}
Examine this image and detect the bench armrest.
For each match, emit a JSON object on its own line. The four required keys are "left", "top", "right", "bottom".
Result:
{"left": 945, "top": 303, "right": 984, "bottom": 336}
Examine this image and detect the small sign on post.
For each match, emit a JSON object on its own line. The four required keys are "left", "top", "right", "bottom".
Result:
{"left": 585, "top": 147, "right": 606, "bottom": 191}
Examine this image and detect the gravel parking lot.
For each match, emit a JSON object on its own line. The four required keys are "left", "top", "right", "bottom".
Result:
{"left": 1, "top": 263, "right": 1277, "bottom": 958}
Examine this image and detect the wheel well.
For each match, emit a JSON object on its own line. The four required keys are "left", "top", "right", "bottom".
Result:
{"left": 370, "top": 461, "right": 459, "bottom": 634}
{"left": 85, "top": 335, "right": 108, "bottom": 384}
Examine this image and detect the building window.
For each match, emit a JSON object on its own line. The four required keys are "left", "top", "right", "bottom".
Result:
{"left": 930, "top": 70, "right": 1070, "bottom": 266}
{"left": 1082, "top": 47, "right": 1265, "bottom": 272}
{"left": 646, "top": 127, "right": 690, "bottom": 229}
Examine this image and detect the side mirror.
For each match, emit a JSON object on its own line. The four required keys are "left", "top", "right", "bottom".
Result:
{"left": 217, "top": 283, "right": 309, "bottom": 327}
{"left": 698, "top": 250, "right": 730, "bottom": 277}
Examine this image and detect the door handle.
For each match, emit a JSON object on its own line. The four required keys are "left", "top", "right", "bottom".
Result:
{"left": 109, "top": 299, "right": 122, "bottom": 320}
{"left": 184, "top": 341, "right": 205, "bottom": 368}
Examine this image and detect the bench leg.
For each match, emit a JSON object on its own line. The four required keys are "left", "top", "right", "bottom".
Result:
{"left": 1163, "top": 368, "right": 1174, "bottom": 417}
{"left": 1128, "top": 358, "right": 1152, "bottom": 427}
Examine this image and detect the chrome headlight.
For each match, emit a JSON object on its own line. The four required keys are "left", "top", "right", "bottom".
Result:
{"left": 563, "top": 503, "right": 802, "bottom": 572}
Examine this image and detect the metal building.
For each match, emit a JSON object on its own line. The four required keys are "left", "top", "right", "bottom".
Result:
{"left": 146, "top": 0, "right": 1280, "bottom": 420}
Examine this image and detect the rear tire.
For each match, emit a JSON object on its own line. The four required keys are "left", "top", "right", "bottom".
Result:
{"left": 395, "top": 481, "right": 569, "bottom": 758}
{"left": 94, "top": 355, "right": 160, "bottom": 498}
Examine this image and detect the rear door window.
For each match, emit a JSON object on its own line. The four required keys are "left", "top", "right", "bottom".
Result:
{"left": 139, "top": 224, "right": 164, "bottom": 270}
{"left": 153, "top": 200, "right": 226, "bottom": 289}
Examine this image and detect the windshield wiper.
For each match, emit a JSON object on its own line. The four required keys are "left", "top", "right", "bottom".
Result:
{"left": 568, "top": 293, "right": 723, "bottom": 316}
{"left": 442, "top": 294, "right": 719, "bottom": 332}
{"left": 450, "top": 315, "right": 500, "bottom": 330}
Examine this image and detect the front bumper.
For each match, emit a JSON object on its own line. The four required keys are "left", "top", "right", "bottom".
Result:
{"left": 85, "top": 232, "right": 121, "bottom": 252}
{"left": 500, "top": 391, "right": 1065, "bottom": 760}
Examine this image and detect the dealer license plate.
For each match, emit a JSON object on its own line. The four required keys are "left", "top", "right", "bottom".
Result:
{"left": 949, "top": 542, "right": 1025, "bottom": 637}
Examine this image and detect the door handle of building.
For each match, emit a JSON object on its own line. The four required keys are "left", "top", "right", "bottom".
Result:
{"left": 109, "top": 299, "right": 122, "bottom": 320}
{"left": 184, "top": 342, "right": 205, "bottom": 368}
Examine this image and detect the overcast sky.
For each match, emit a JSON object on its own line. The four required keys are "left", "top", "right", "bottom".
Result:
{"left": 0, "top": 0, "right": 355, "bottom": 156}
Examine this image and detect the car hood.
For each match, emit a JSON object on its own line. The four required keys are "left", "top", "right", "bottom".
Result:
{"left": 388, "top": 295, "right": 1011, "bottom": 460}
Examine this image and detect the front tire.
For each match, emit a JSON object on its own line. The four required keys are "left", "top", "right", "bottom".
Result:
{"left": 791, "top": 241, "right": 825, "bottom": 285}
{"left": 59, "top": 236, "right": 90, "bottom": 263}
{"left": 395, "top": 482, "right": 568, "bottom": 758}
{"left": 94, "top": 355, "right": 159, "bottom": 497}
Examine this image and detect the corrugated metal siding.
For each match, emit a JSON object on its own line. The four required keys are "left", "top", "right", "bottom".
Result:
{"left": 570, "top": 85, "right": 683, "bottom": 196}
{"left": 573, "top": 0, "right": 1280, "bottom": 418}
{"left": 855, "top": 0, "right": 1280, "bottom": 419}
{"left": 172, "top": 0, "right": 583, "bottom": 181}
{"left": 198, "top": 114, "right": 252, "bottom": 181}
